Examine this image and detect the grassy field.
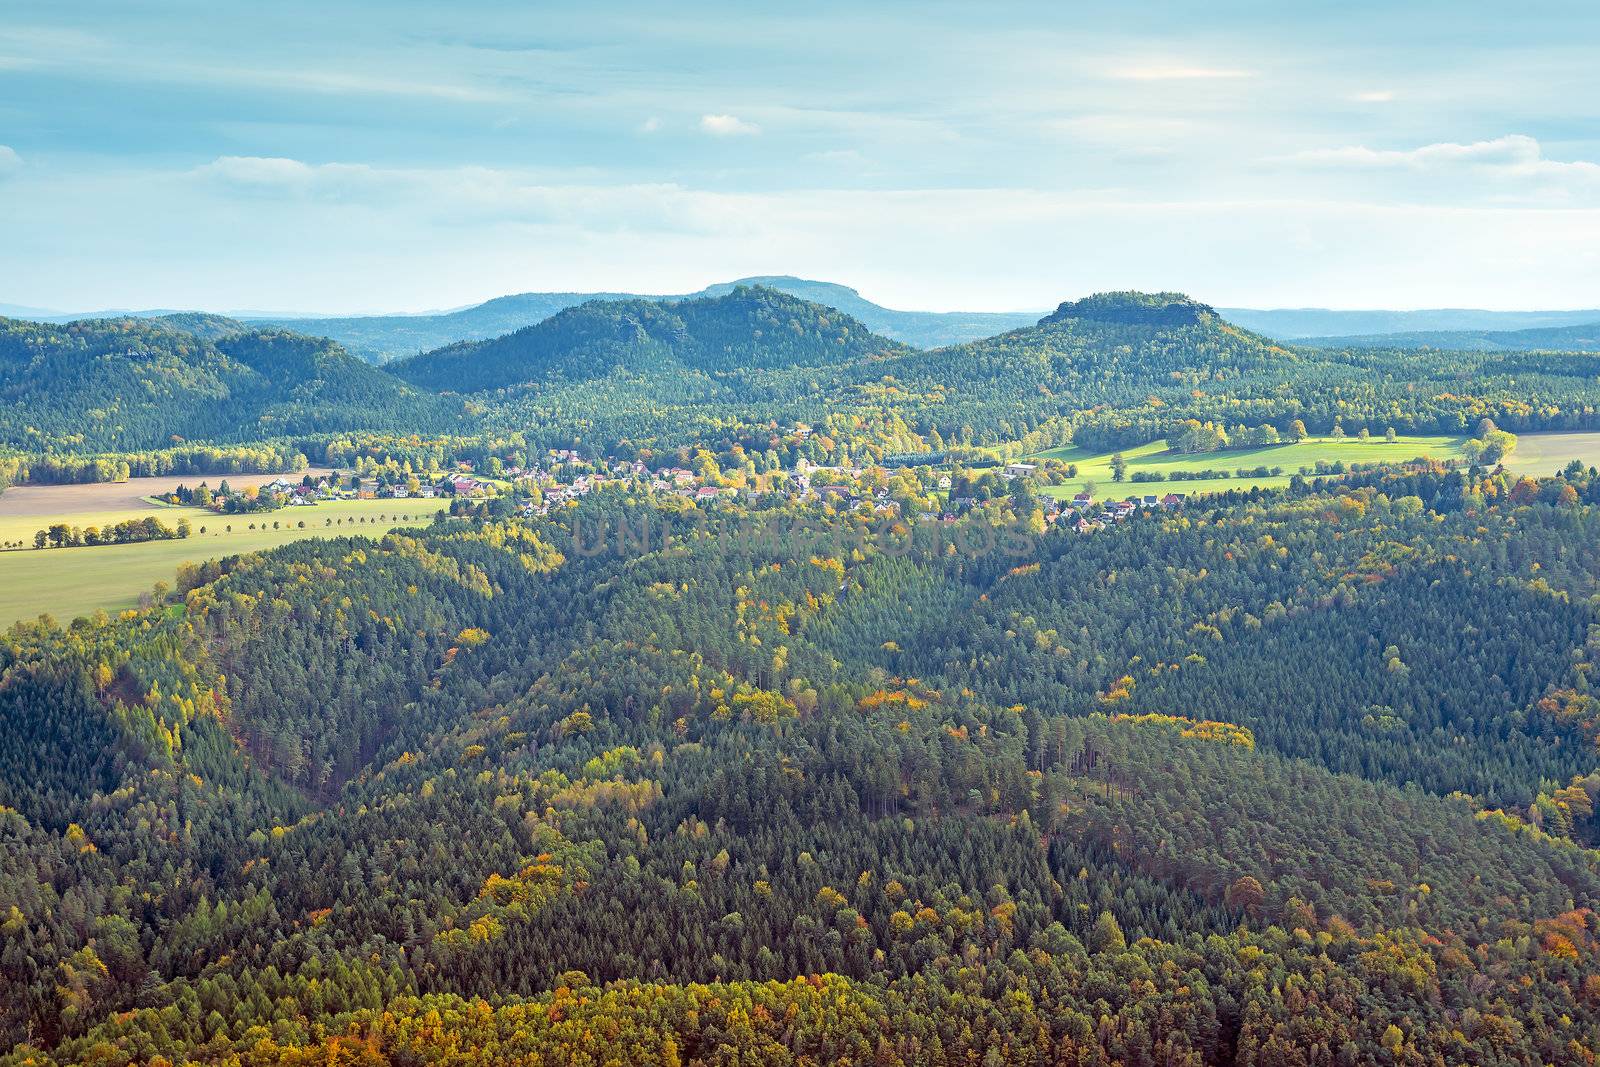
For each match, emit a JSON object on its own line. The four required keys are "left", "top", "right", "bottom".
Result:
{"left": 0, "top": 468, "right": 334, "bottom": 518}
{"left": 0, "top": 497, "right": 446, "bottom": 627}
{"left": 1025, "top": 430, "right": 1600, "bottom": 502}
{"left": 1502, "top": 431, "right": 1600, "bottom": 476}
{"left": 1026, "top": 435, "right": 1467, "bottom": 500}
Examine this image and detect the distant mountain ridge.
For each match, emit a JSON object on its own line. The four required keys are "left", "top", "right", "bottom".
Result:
{"left": 1221, "top": 306, "right": 1600, "bottom": 340}
{"left": 18, "top": 285, "right": 1600, "bottom": 358}
{"left": 6, "top": 278, "right": 1043, "bottom": 362}
{"left": 1301, "top": 320, "right": 1600, "bottom": 352}
{"left": 274, "top": 276, "right": 1039, "bottom": 361}
{"left": 686, "top": 277, "right": 1040, "bottom": 351}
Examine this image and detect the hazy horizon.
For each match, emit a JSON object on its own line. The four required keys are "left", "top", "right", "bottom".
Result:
{"left": 7, "top": 276, "right": 1600, "bottom": 322}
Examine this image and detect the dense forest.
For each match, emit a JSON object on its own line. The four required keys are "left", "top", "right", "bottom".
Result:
{"left": 7, "top": 462, "right": 1600, "bottom": 1063}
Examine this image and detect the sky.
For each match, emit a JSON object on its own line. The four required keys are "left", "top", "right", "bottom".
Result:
{"left": 3, "top": 0, "right": 1600, "bottom": 314}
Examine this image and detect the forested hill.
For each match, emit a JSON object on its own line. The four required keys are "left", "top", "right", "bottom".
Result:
{"left": 901, "top": 289, "right": 1283, "bottom": 387}
{"left": 0, "top": 316, "right": 465, "bottom": 452}
{"left": 404, "top": 287, "right": 1600, "bottom": 459}
{"left": 143, "top": 312, "right": 251, "bottom": 342}
{"left": 388, "top": 286, "right": 911, "bottom": 393}
{"left": 858, "top": 290, "right": 1303, "bottom": 439}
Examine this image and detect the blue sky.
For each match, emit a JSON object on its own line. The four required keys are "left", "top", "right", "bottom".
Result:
{"left": 3, "top": 0, "right": 1599, "bottom": 313}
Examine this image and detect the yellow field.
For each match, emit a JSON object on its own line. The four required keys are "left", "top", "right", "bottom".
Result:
{"left": 1502, "top": 431, "right": 1600, "bottom": 476}
{"left": 0, "top": 496, "right": 445, "bottom": 627}
{"left": 0, "top": 468, "right": 334, "bottom": 518}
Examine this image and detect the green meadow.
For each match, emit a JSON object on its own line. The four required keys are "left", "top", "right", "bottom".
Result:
{"left": 1024, "top": 434, "right": 1463, "bottom": 500}
{"left": 1024, "top": 430, "right": 1600, "bottom": 502}
{"left": 0, "top": 497, "right": 446, "bottom": 627}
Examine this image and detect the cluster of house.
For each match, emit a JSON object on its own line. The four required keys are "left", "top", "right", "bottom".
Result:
{"left": 260, "top": 476, "right": 348, "bottom": 507}
{"left": 256, "top": 472, "right": 483, "bottom": 506}
{"left": 509, "top": 447, "right": 1191, "bottom": 533}
{"left": 519, "top": 462, "right": 736, "bottom": 517}
{"left": 386, "top": 472, "right": 491, "bottom": 499}
{"left": 1058, "top": 490, "right": 1187, "bottom": 533}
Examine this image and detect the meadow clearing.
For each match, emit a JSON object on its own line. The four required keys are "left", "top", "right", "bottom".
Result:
{"left": 1025, "top": 430, "right": 1600, "bottom": 501}
{"left": 1501, "top": 431, "right": 1600, "bottom": 475}
{"left": 0, "top": 494, "right": 445, "bottom": 627}
{"left": 0, "top": 468, "right": 335, "bottom": 518}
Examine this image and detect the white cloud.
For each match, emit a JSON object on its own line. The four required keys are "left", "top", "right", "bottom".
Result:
{"left": 197, "top": 155, "right": 322, "bottom": 185}
{"left": 1352, "top": 90, "right": 1396, "bottom": 103}
{"left": 1281, "top": 134, "right": 1600, "bottom": 200}
{"left": 1110, "top": 65, "right": 1254, "bottom": 81}
{"left": 189, "top": 156, "right": 757, "bottom": 235}
{"left": 1290, "top": 134, "right": 1546, "bottom": 169}
{"left": 0, "top": 145, "right": 20, "bottom": 177}
{"left": 638, "top": 116, "right": 661, "bottom": 133}
{"left": 1046, "top": 114, "right": 1200, "bottom": 143}
{"left": 193, "top": 156, "right": 380, "bottom": 196}
{"left": 699, "top": 113, "right": 761, "bottom": 136}
{"left": 1, "top": 41, "right": 516, "bottom": 105}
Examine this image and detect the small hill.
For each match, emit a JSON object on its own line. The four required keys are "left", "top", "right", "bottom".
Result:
{"left": 1042, "top": 291, "right": 1217, "bottom": 328}
{"left": 888, "top": 290, "right": 1287, "bottom": 383}
{"left": 389, "top": 286, "right": 911, "bottom": 393}
{"left": 146, "top": 312, "right": 251, "bottom": 341}
{"left": 0, "top": 316, "right": 463, "bottom": 452}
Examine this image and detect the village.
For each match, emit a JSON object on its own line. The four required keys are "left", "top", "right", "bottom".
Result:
{"left": 420, "top": 447, "right": 1183, "bottom": 533}
{"left": 162, "top": 431, "right": 1188, "bottom": 534}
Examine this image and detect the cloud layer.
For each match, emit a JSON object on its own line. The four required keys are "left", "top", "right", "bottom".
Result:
{"left": 3, "top": 2, "right": 1600, "bottom": 310}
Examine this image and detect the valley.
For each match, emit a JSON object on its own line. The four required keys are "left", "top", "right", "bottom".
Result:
{"left": 15, "top": 422, "right": 1600, "bottom": 629}
{"left": 6, "top": 288, "right": 1600, "bottom": 1065}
